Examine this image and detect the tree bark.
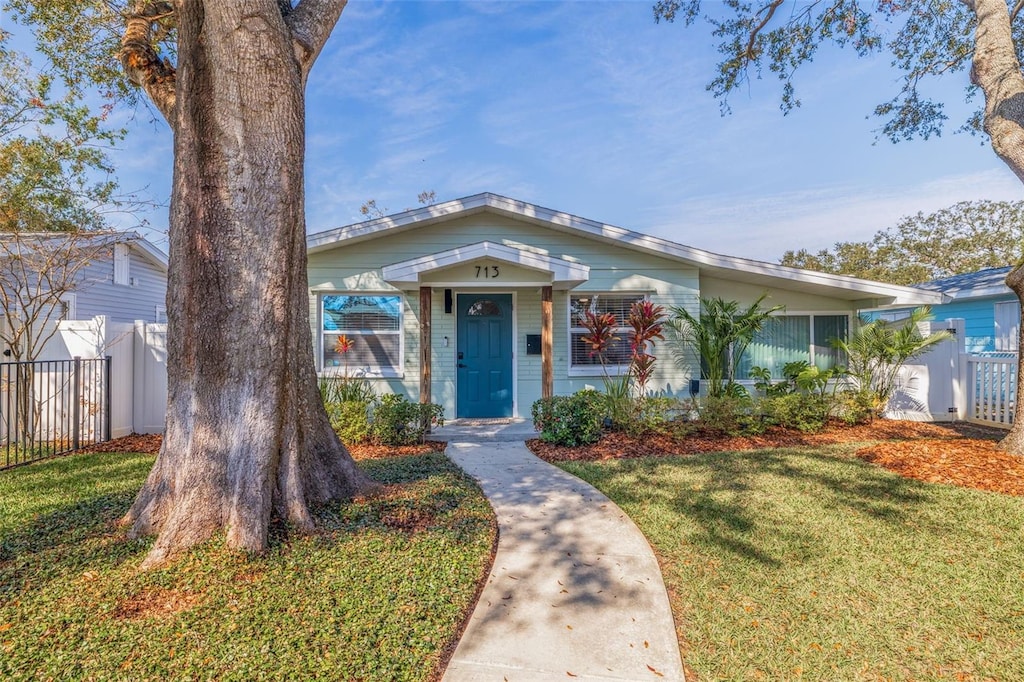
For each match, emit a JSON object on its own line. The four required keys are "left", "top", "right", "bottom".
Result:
{"left": 968, "top": 0, "right": 1024, "bottom": 454}
{"left": 997, "top": 264, "right": 1024, "bottom": 454}
{"left": 969, "top": 0, "right": 1024, "bottom": 182}
{"left": 121, "top": 0, "right": 373, "bottom": 568}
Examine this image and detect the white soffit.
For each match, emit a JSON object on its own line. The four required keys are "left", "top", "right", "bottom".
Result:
{"left": 381, "top": 241, "right": 590, "bottom": 289}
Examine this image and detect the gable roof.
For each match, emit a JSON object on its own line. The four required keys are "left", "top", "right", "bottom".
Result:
{"left": 308, "top": 193, "right": 941, "bottom": 306}
{"left": 0, "top": 231, "right": 168, "bottom": 271}
{"left": 916, "top": 266, "right": 1013, "bottom": 301}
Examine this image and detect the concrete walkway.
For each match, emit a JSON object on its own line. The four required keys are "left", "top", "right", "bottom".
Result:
{"left": 438, "top": 420, "right": 685, "bottom": 682}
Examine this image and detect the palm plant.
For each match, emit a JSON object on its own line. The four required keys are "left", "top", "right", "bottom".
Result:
{"left": 832, "top": 307, "right": 951, "bottom": 417}
{"left": 667, "top": 295, "right": 784, "bottom": 398}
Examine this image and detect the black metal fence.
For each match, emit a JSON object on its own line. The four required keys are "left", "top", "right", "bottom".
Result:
{"left": 0, "top": 357, "right": 111, "bottom": 469}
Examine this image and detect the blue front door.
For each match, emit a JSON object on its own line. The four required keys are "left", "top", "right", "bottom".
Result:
{"left": 456, "top": 294, "right": 513, "bottom": 418}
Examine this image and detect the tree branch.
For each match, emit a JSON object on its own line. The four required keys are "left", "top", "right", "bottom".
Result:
{"left": 119, "top": 1, "right": 177, "bottom": 124}
{"left": 745, "top": 0, "right": 785, "bottom": 59}
{"left": 285, "top": 0, "right": 347, "bottom": 78}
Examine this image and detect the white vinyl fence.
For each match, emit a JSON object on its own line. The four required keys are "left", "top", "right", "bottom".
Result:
{"left": 888, "top": 319, "right": 1017, "bottom": 429}
{"left": 41, "top": 316, "right": 168, "bottom": 437}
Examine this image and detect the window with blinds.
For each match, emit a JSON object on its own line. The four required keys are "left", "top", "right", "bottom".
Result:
{"left": 737, "top": 313, "right": 849, "bottom": 378}
{"left": 321, "top": 294, "right": 403, "bottom": 375}
{"left": 569, "top": 293, "right": 645, "bottom": 369}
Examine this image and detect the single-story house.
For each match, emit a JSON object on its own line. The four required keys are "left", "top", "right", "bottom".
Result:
{"left": 306, "top": 193, "right": 942, "bottom": 419}
{"left": 873, "top": 267, "right": 1019, "bottom": 354}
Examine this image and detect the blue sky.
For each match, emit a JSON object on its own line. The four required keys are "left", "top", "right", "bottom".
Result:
{"left": 107, "top": 1, "right": 1020, "bottom": 261}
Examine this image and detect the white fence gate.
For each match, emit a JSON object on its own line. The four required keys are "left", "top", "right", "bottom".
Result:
{"left": 42, "top": 316, "right": 168, "bottom": 437}
{"left": 888, "top": 319, "right": 1017, "bottom": 429}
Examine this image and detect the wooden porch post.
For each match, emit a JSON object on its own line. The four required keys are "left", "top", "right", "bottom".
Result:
{"left": 541, "top": 285, "right": 553, "bottom": 399}
{"left": 419, "top": 287, "right": 431, "bottom": 405}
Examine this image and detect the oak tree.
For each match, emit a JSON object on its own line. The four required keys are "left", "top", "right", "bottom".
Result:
{"left": 655, "top": 0, "right": 1024, "bottom": 453}
{"left": 10, "top": 0, "right": 375, "bottom": 567}
{"left": 781, "top": 200, "right": 1024, "bottom": 285}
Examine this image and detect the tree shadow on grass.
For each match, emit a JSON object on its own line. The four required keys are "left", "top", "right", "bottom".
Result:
{"left": 605, "top": 446, "right": 932, "bottom": 568}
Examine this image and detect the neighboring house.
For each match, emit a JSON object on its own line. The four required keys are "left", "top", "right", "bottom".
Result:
{"left": 306, "top": 193, "right": 941, "bottom": 420}
{"left": 872, "top": 267, "right": 1019, "bottom": 354}
{"left": 0, "top": 231, "right": 168, "bottom": 359}
{"left": 60, "top": 233, "right": 168, "bottom": 325}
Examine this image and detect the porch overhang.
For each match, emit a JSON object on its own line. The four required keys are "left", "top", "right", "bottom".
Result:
{"left": 381, "top": 241, "right": 590, "bottom": 289}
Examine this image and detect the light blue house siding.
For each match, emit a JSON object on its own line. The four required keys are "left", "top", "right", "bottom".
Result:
{"left": 866, "top": 267, "right": 1019, "bottom": 353}
{"left": 306, "top": 194, "right": 942, "bottom": 420}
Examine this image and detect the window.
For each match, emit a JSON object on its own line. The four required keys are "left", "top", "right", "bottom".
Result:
{"left": 321, "top": 294, "right": 402, "bottom": 375}
{"left": 995, "top": 301, "right": 1020, "bottom": 352}
{"left": 569, "top": 293, "right": 645, "bottom": 370}
{"left": 738, "top": 313, "right": 849, "bottom": 378}
{"left": 154, "top": 304, "right": 166, "bottom": 323}
{"left": 113, "top": 243, "right": 130, "bottom": 285}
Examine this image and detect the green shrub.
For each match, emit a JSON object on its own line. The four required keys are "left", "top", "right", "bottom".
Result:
{"left": 759, "top": 393, "right": 829, "bottom": 433}
{"left": 631, "top": 395, "right": 681, "bottom": 435}
{"left": 531, "top": 390, "right": 604, "bottom": 447}
{"left": 832, "top": 388, "right": 875, "bottom": 425}
{"left": 601, "top": 375, "right": 635, "bottom": 431}
{"left": 695, "top": 394, "right": 753, "bottom": 435}
{"left": 370, "top": 393, "right": 444, "bottom": 446}
{"left": 325, "top": 401, "right": 371, "bottom": 444}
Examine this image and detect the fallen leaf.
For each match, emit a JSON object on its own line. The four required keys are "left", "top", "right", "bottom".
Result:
{"left": 647, "top": 664, "right": 664, "bottom": 677}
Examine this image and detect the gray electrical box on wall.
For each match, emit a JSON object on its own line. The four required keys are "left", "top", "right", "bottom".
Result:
{"left": 526, "top": 334, "right": 541, "bottom": 355}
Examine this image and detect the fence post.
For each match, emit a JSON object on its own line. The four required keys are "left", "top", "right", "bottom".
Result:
{"left": 104, "top": 355, "right": 112, "bottom": 442}
{"left": 72, "top": 356, "right": 81, "bottom": 451}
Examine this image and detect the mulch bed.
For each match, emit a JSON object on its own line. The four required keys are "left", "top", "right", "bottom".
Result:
{"left": 528, "top": 420, "right": 1024, "bottom": 498}
{"left": 86, "top": 422, "right": 1024, "bottom": 498}
{"left": 79, "top": 434, "right": 446, "bottom": 461}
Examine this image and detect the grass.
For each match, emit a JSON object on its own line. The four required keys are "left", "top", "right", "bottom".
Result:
{"left": 0, "top": 449, "right": 495, "bottom": 681}
{"left": 557, "top": 444, "right": 1024, "bottom": 681}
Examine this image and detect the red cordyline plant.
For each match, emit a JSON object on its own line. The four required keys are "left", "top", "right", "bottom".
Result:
{"left": 628, "top": 301, "right": 665, "bottom": 396}
{"left": 580, "top": 310, "right": 619, "bottom": 364}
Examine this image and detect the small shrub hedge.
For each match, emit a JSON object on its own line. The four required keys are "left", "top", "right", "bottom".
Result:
{"left": 531, "top": 390, "right": 604, "bottom": 446}
{"left": 325, "top": 401, "right": 372, "bottom": 444}
{"left": 370, "top": 393, "right": 444, "bottom": 446}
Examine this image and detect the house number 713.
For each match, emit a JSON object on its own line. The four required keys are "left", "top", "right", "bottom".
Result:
{"left": 475, "top": 265, "right": 499, "bottom": 278}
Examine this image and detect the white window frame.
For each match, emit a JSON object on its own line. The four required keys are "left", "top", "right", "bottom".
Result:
{"left": 319, "top": 292, "right": 404, "bottom": 378}
{"left": 58, "top": 292, "right": 77, "bottom": 321}
{"left": 754, "top": 311, "right": 852, "bottom": 371}
{"left": 154, "top": 304, "right": 166, "bottom": 323}
{"left": 567, "top": 292, "right": 648, "bottom": 377}
{"left": 113, "top": 243, "right": 130, "bottom": 286}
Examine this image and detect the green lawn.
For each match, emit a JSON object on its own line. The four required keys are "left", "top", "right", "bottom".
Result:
{"left": 0, "top": 449, "right": 494, "bottom": 681}
{"left": 557, "top": 445, "right": 1024, "bottom": 681}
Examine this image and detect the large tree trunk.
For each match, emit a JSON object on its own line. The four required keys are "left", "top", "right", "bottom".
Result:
{"left": 969, "top": 0, "right": 1024, "bottom": 455}
{"left": 997, "top": 264, "right": 1024, "bottom": 454}
{"left": 121, "top": 0, "right": 373, "bottom": 568}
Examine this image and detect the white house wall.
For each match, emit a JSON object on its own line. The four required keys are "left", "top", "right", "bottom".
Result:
{"left": 75, "top": 247, "right": 167, "bottom": 324}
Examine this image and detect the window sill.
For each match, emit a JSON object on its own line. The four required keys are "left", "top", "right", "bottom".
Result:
{"left": 568, "top": 366, "right": 630, "bottom": 378}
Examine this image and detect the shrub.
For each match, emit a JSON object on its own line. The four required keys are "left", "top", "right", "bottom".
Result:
{"left": 695, "top": 394, "right": 753, "bottom": 435}
{"left": 832, "top": 388, "right": 875, "bottom": 425}
{"left": 531, "top": 390, "right": 604, "bottom": 447}
{"left": 759, "top": 393, "right": 829, "bottom": 433}
{"left": 633, "top": 395, "right": 681, "bottom": 435}
{"left": 370, "top": 394, "right": 444, "bottom": 446}
{"left": 325, "top": 401, "right": 371, "bottom": 444}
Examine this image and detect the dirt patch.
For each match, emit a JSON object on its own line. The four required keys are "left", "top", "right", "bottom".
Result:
{"left": 113, "top": 587, "right": 202, "bottom": 620}
{"left": 528, "top": 420, "right": 1024, "bottom": 498}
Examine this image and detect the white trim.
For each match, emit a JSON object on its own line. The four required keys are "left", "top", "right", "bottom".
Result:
{"left": 381, "top": 240, "right": 589, "bottom": 290}
{"left": 309, "top": 193, "right": 941, "bottom": 306}
{"left": 567, "top": 291, "right": 648, "bottom": 376}
{"left": 754, "top": 310, "right": 853, "bottom": 371}
{"left": 317, "top": 291, "right": 405, "bottom": 378}
{"left": 452, "top": 290, "right": 518, "bottom": 418}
